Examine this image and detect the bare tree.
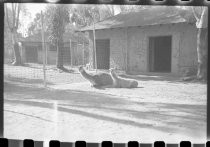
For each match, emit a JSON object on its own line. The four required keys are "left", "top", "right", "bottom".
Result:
{"left": 49, "top": 4, "right": 70, "bottom": 71}
{"left": 192, "top": 6, "right": 208, "bottom": 81}
{"left": 99, "top": 5, "right": 115, "bottom": 20}
{"left": 5, "top": 3, "right": 22, "bottom": 65}
{"left": 27, "top": 5, "right": 55, "bottom": 36}
{"left": 119, "top": 5, "right": 144, "bottom": 13}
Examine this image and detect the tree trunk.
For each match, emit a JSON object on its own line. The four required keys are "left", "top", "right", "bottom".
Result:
{"left": 56, "top": 39, "right": 64, "bottom": 69}
{"left": 197, "top": 28, "right": 208, "bottom": 80}
{"left": 11, "top": 33, "right": 22, "bottom": 66}
{"left": 188, "top": 7, "right": 208, "bottom": 81}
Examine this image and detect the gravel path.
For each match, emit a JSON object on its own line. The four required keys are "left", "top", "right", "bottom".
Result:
{"left": 4, "top": 63, "right": 207, "bottom": 143}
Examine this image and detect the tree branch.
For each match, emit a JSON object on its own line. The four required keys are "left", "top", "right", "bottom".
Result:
{"left": 191, "top": 7, "right": 200, "bottom": 22}
{"left": 11, "top": 3, "right": 16, "bottom": 30}
{"left": 15, "top": 4, "right": 21, "bottom": 29}
{"left": 14, "top": 3, "right": 17, "bottom": 16}
{"left": 5, "top": 5, "right": 12, "bottom": 32}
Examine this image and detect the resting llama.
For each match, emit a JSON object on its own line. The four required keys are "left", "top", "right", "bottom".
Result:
{"left": 78, "top": 66, "right": 138, "bottom": 88}
{"left": 109, "top": 68, "right": 138, "bottom": 88}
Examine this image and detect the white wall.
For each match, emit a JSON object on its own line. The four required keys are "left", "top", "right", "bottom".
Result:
{"left": 88, "top": 23, "right": 198, "bottom": 75}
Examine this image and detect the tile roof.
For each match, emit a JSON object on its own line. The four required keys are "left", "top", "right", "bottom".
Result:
{"left": 80, "top": 6, "right": 195, "bottom": 31}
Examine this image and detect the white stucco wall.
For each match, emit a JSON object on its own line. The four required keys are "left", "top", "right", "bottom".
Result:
{"left": 89, "top": 28, "right": 127, "bottom": 70}
{"left": 88, "top": 23, "right": 198, "bottom": 75}
{"left": 128, "top": 23, "right": 197, "bottom": 74}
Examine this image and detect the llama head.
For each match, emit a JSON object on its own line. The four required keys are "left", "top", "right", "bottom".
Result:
{"left": 78, "top": 66, "right": 84, "bottom": 72}
{"left": 109, "top": 68, "right": 115, "bottom": 74}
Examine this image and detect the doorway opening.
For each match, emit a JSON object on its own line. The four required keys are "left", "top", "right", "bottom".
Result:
{"left": 25, "top": 46, "right": 38, "bottom": 63}
{"left": 95, "top": 39, "right": 110, "bottom": 69}
{"left": 149, "top": 36, "right": 172, "bottom": 72}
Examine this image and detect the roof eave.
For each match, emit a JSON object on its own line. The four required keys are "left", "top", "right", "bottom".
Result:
{"left": 79, "top": 21, "right": 190, "bottom": 32}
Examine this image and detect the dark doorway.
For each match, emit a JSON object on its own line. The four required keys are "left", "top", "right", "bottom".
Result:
{"left": 149, "top": 36, "right": 172, "bottom": 72}
{"left": 96, "top": 39, "right": 110, "bottom": 69}
{"left": 63, "top": 47, "right": 71, "bottom": 65}
{"left": 25, "top": 46, "right": 38, "bottom": 63}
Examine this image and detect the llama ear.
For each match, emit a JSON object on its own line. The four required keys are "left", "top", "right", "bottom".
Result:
{"left": 78, "top": 66, "right": 83, "bottom": 70}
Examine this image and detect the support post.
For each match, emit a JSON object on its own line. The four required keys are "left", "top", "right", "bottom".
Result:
{"left": 83, "top": 41, "right": 85, "bottom": 65}
{"left": 46, "top": 43, "right": 48, "bottom": 65}
{"left": 125, "top": 27, "right": 128, "bottom": 73}
{"left": 41, "top": 11, "right": 46, "bottom": 88}
{"left": 70, "top": 39, "right": 73, "bottom": 67}
{"left": 76, "top": 42, "right": 78, "bottom": 65}
{"left": 93, "top": 13, "right": 97, "bottom": 72}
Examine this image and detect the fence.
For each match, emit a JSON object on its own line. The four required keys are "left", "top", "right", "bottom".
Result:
{"left": 4, "top": 40, "right": 91, "bottom": 87}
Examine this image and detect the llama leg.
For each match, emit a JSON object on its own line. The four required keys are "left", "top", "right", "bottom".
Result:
{"left": 100, "top": 84, "right": 115, "bottom": 89}
{"left": 109, "top": 69, "right": 119, "bottom": 88}
{"left": 92, "top": 84, "right": 101, "bottom": 88}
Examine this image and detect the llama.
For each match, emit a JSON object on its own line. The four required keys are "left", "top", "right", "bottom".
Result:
{"left": 78, "top": 66, "right": 113, "bottom": 88}
{"left": 78, "top": 66, "right": 138, "bottom": 88}
{"left": 109, "top": 68, "right": 138, "bottom": 88}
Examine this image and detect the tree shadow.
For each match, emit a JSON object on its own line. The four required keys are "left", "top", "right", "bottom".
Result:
{"left": 21, "top": 63, "right": 42, "bottom": 69}
{"left": 16, "top": 63, "right": 78, "bottom": 74}
{"left": 57, "top": 66, "right": 76, "bottom": 73}
{"left": 91, "top": 85, "right": 144, "bottom": 90}
{"left": 4, "top": 77, "right": 54, "bottom": 86}
{"left": 5, "top": 109, "right": 54, "bottom": 123}
{"left": 5, "top": 97, "right": 206, "bottom": 135}
{"left": 4, "top": 82, "right": 128, "bottom": 106}
{"left": 119, "top": 73, "right": 206, "bottom": 84}
{"left": 4, "top": 79, "right": 206, "bottom": 136}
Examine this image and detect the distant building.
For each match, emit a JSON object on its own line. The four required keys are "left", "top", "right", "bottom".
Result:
{"left": 4, "top": 31, "right": 24, "bottom": 63}
{"left": 80, "top": 7, "right": 200, "bottom": 75}
{"left": 21, "top": 32, "right": 89, "bottom": 66}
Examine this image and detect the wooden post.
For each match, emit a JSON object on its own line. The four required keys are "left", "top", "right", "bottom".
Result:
{"left": 46, "top": 43, "right": 48, "bottom": 65}
{"left": 93, "top": 13, "right": 97, "bottom": 72}
{"left": 56, "top": 39, "right": 58, "bottom": 67}
{"left": 70, "top": 39, "right": 73, "bottom": 67}
{"left": 19, "top": 42, "right": 23, "bottom": 64}
{"left": 83, "top": 41, "right": 85, "bottom": 65}
{"left": 41, "top": 11, "right": 46, "bottom": 88}
{"left": 21, "top": 45, "right": 26, "bottom": 63}
{"left": 125, "top": 27, "right": 128, "bottom": 72}
{"left": 76, "top": 42, "right": 78, "bottom": 65}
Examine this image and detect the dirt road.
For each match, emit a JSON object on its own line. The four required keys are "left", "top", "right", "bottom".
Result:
{"left": 4, "top": 73, "right": 207, "bottom": 143}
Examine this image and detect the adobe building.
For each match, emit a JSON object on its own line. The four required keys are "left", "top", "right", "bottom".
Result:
{"left": 21, "top": 32, "right": 89, "bottom": 66}
{"left": 81, "top": 7, "right": 201, "bottom": 75}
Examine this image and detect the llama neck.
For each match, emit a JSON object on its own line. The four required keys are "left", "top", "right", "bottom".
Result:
{"left": 80, "top": 69, "right": 95, "bottom": 82}
{"left": 110, "top": 71, "right": 119, "bottom": 80}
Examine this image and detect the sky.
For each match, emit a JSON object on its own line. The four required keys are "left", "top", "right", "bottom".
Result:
{"left": 18, "top": 3, "right": 47, "bottom": 36}
{"left": 19, "top": 3, "right": 121, "bottom": 36}
{"left": 17, "top": 4, "right": 195, "bottom": 37}
{"left": 25, "top": 3, "right": 47, "bottom": 18}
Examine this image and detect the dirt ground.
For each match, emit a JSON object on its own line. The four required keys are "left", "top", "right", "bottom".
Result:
{"left": 4, "top": 64, "right": 207, "bottom": 143}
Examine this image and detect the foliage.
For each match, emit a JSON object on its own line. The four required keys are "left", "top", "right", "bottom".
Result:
{"left": 4, "top": 10, "right": 13, "bottom": 62}
{"left": 47, "top": 4, "right": 70, "bottom": 69}
{"left": 70, "top": 5, "right": 115, "bottom": 27}
{"left": 119, "top": 5, "right": 150, "bottom": 13}
{"left": 27, "top": 4, "right": 116, "bottom": 36}
{"left": 5, "top": 3, "right": 29, "bottom": 34}
{"left": 27, "top": 5, "right": 55, "bottom": 36}
{"left": 48, "top": 4, "right": 70, "bottom": 45}
{"left": 4, "top": 3, "right": 28, "bottom": 65}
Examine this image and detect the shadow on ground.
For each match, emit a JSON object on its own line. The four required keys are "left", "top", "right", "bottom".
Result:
{"left": 6, "top": 63, "right": 78, "bottom": 74}
{"left": 4, "top": 80, "right": 206, "bottom": 136}
{"left": 4, "top": 76, "right": 54, "bottom": 85}
{"left": 119, "top": 73, "right": 206, "bottom": 84}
